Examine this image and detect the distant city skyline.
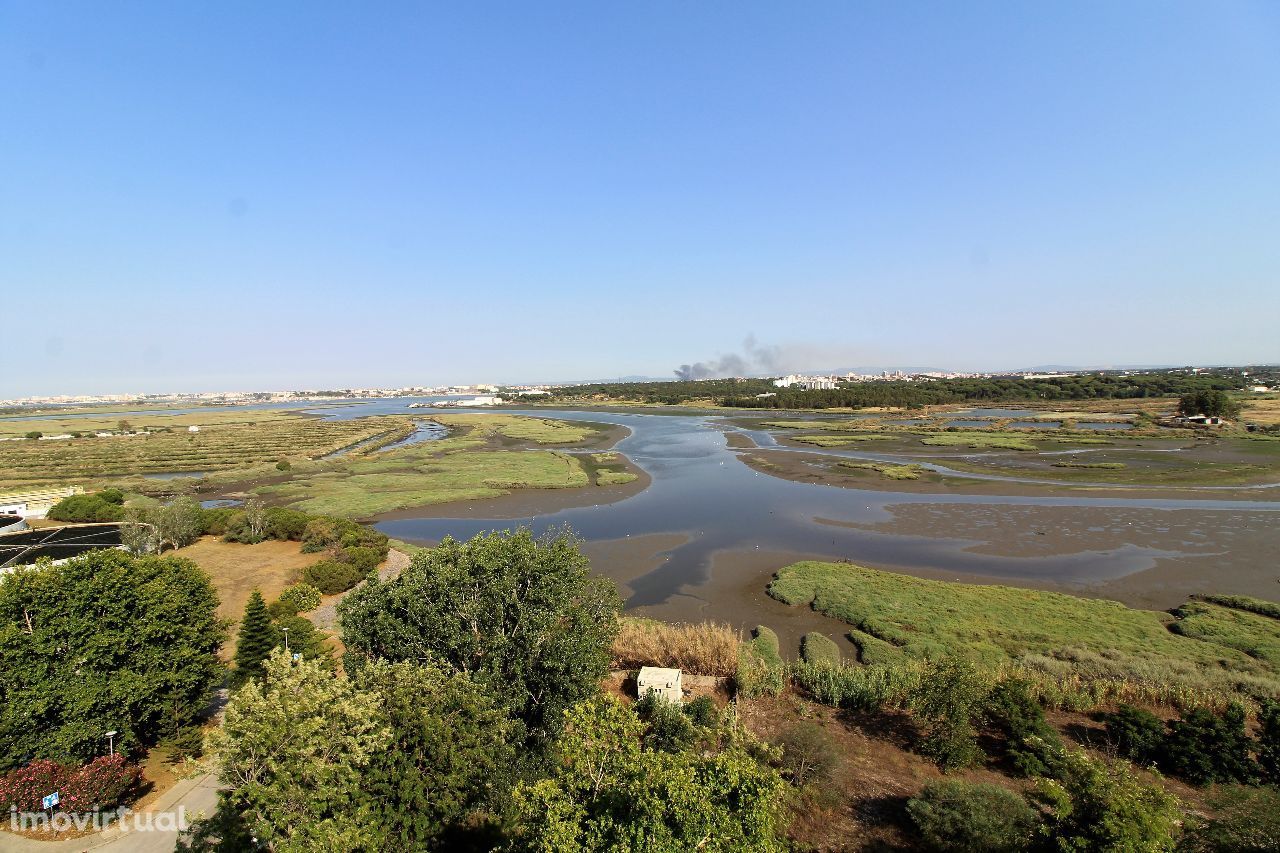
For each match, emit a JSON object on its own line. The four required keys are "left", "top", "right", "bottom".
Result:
{"left": 4, "top": 2, "right": 1278, "bottom": 397}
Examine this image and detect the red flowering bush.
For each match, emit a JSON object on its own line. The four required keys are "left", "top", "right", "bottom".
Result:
{"left": 0, "top": 755, "right": 142, "bottom": 813}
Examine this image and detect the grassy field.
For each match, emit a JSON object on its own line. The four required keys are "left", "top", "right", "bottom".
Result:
{"left": 0, "top": 413, "right": 412, "bottom": 489}
{"left": 917, "top": 431, "right": 1039, "bottom": 450}
{"left": 788, "top": 434, "right": 896, "bottom": 447}
{"left": 251, "top": 413, "right": 606, "bottom": 516}
{"left": 767, "top": 561, "right": 1280, "bottom": 702}
{"left": 836, "top": 461, "right": 923, "bottom": 480}
{"left": 175, "top": 535, "right": 327, "bottom": 627}
{"left": 1242, "top": 395, "right": 1280, "bottom": 425}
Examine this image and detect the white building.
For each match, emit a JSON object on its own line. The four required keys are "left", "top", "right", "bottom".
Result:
{"left": 188, "top": 425, "right": 201, "bottom": 433}
{"left": 637, "top": 666, "right": 683, "bottom": 703}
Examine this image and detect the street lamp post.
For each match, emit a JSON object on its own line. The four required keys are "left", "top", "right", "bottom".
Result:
{"left": 281, "top": 627, "right": 289, "bottom": 653}
{"left": 105, "top": 730, "right": 118, "bottom": 757}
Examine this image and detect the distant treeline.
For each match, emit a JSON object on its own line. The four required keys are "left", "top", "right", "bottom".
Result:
{"left": 550, "top": 371, "right": 1252, "bottom": 409}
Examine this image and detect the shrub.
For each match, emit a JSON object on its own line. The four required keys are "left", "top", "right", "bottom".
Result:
{"left": 200, "top": 507, "right": 241, "bottom": 536}
{"left": 263, "top": 507, "right": 309, "bottom": 541}
{"left": 1101, "top": 704, "right": 1165, "bottom": 765}
{"left": 777, "top": 722, "right": 838, "bottom": 787}
{"left": 907, "top": 780, "right": 1038, "bottom": 853}
{"left": 275, "top": 459, "right": 291, "bottom": 471}
{"left": 1257, "top": 700, "right": 1280, "bottom": 784}
{"left": 983, "top": 678, "right": 1063, "bottom": 777}
{"left": 278, "top": 583, "right": 322, "bottom": 614}
{"left": 1161, "top": 704, "right": 1258, "bottom": 785}
{"left": 1033, "top": 749, "right": 1182, "bottom": 852}
{"left": 636, "top": 692, "right": 696, "bottom": 753}
{"left": 912, "top": 658, "right": 987, "bottom": 771}
{"left": 98, "top": 488, "right": 125, "bottom": 505}
{"left": 341, "top": 545, "right": 384, "bottom": 573}
{"left": 736, "top": 626, "right": 785, "bottom": 698}
{"left": 800, "top": 632, "right": 841, "bottom": 666}
{"left": 25, "top": 431, "right": 41, "bottom": 439}
{"left": 303, "top": 559, "right": 366, "bottom": 595}
{"left": 683, "top": 694, "right": 717, "bottom": 727}
{"left": 47, "top": 492, "right": 126, "bottom": 522}
{"left": 0, "top": 755, "right": 142, "bottom": 813}
{"left": 611, "top": 618, "right": 738, "bottom": 676}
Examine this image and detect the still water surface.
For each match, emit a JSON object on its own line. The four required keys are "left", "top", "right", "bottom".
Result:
{"left": 373, "top": 409, "right": 1279, "bottom": 609}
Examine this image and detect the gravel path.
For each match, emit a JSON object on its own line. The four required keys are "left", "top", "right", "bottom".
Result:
{"left": 310, "top": 547, "right": 412, "bottom": 632}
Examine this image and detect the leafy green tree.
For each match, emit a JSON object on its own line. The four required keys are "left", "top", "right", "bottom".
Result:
{"left": 1032, "top": 749, "right": 1183, "bottom": 852}
{"left": 233, "top": 590, "right": 277, "bottom": 684}
{"left": 509, "top": 695, "right": 787, "bottom": 853}
{"left": 340, "top": 527, "right": 621, "bottom": 748}
{"left": 355, "top": 660, "right": 512, "bottom": 851}
{"left": 273, "top": 614, "right": 333, "bottom": 670}
{"left": 25, "top": 431, "right": 42, "bottom": 439}
{"left": 211, "top": 651, "right": 387, "bottom": 852}
{"left": 0, "top": 550, "right": 223, "bottom": 768}
{"left": 1161, "top": 704, "right": 1258, "bottom": 785}
{"left": 47, "top": 492, "right": 126, "bottom": 522}
{"left": 1102, "top": 704, "right": 1165, "bottom": 766}
{"left": 912, "top": 657, "right": 987, "bottom": 771}
{"left": 1177, "top": 389, "right": 1241, "bottom": 420}
{"left": 155, "top": 496, "right": 204, "bottom": 551}
{"left": 907, "top": 779, "right": 1039, "bottom": 853}
{"left": 983, "top": 678, "right": 1063, "bottom": 777}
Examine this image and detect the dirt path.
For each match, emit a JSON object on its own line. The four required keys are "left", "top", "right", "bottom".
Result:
{"left": 309, "top": 547, "right": 412, "bottom": 633}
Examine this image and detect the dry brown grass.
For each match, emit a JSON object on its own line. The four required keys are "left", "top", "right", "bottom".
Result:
{"left": 174, "top": 536, "right": 327, "bottom": 654}
{"left": 1243, "top": 396, "right": 1280, "bottom": 426}
{"left": 611, "top": 617, "right": 740, "bottom": 676}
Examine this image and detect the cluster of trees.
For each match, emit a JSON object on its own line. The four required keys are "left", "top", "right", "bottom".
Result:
{"left": 544, "top": 370, "right": 1252, "bottom": 409}
{"left": 726, "top": 372, "right": 1250, "bottom": 410}
{"left": 231, "top": 585, "right": 332, "bottom": 684}
{"left": 184, "top": 529, "right": 792, "bottom": 851}
{"left": 0, "top": 550, "right": 223, "bottom": 769}
{"left": 1103, "top": 702, "right": 1280, "bottom": 785}
{"left": 1177, "top": 388, "right": 1243, "bottom": 420}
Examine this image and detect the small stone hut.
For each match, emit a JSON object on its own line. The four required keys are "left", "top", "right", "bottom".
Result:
{"left": 637, "top": 666, "right": 683, "bottom": 703}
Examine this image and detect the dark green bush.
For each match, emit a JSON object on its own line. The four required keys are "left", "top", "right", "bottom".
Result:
{"left": 302, "top": 559, "right": 365, "bottom": 594}
{"left": 277, "top": 582, "right": 322, "bottom": 614}
{"left": 159, "top": 725, "right": 205, "bottom": 762}
{"left": 983, "top": 678, "right": 1063, "bottom": 777}
{"left": 98, "top": 488, "right": 125, "bottom": 505}
{"left": 263, "top": 507, "right": 309, "bottom": 541}
{"left": 1258, "top": 700, "right": 1280, "bottom": 784}
{"left": 47, "top": 492, "right": 126, "bottom": 522}
{"left": 275, "top": 459, "right": 291, "bottom": 471}
{"left": 341, "top": 545, "right": 384, "bottom": 573}
{"left": 907, "top": 780, "right": 1038, "bottom": 852}
{"left": 1161, "top": 704, "right": 1258, "bottom": 785}
{"left": 1101, "top": 704, "right": 1165, "bottom": 765}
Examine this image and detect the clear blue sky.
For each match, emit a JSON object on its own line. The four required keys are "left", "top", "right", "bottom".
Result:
{"left": 3, "top": 1, "right": 1278, "bottom": 396}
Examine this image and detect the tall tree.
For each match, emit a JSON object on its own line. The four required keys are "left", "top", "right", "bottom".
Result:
{"left": 0, "top": 550, "right": 223, "bottom": 767}
{"left": 339, "top": 527, "right": 621, "bottom": 748}
{"left": 355, "top": 661, "right": 512, "bottom": 851}
{"left": 509, "top": 695, "right": 787, "bottom": 853}
{"left": 233, "top": 591, "right": 277, "bottom": 684}
{"left": 211, "top": 651, "right": 387, "bottom": 852}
